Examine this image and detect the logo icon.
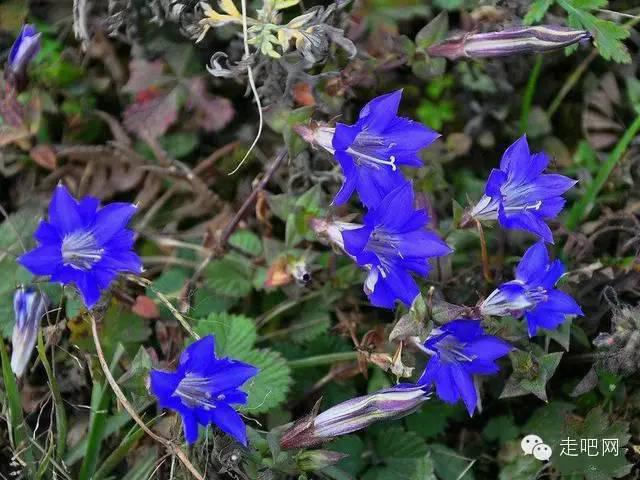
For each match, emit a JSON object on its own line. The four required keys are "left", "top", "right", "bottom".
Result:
{"left": 521, "top": 434, "right": 552, "bottom": 461}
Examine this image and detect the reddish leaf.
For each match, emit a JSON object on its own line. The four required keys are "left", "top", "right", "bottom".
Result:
{"left": 132, "top": 295, "right": 160, "bottom": 319}
{"left": 123, "top": 59, "right": 171, "bottom": 94}
{"left": 186, "top": 78, "right": 234, "bottom": 132}
{"left": 123, "top": 88, "right": 179, "bottom": 138}
{"left": 30, "top": 144, "right": 57, "bottom": 170}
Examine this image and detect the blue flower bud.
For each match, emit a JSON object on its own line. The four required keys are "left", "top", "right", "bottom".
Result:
{"left": 11, "top": 286, "right": 48, "bottom": 377}
{"left": 5, "top": 24, "right": 41, "bottom": 92}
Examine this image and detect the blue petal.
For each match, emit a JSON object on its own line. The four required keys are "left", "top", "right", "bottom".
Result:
{"left": 498, "top": 205, "right": 554, "bottom": 243}
{"left": 378, "top": 116, "right": 440, "bottom": 155}
{"left": 358, "top": 90, "right": 402, "bottom": 132}
{"left": 355, "top": 163, "right": 407, "bottom": 209}
{"left": 218, "top": 389, "right": 249, "bottom": 405}
{"left": 538, "top": 196, "right": 566, "bottom": 219}
{"left": 544, "top": 290, "right": 583, "bottom": 316}
{"left": 524, "top": 307, "right": 566, "bottom": 337}
{"left": 93, "top": 203, "right": 137, "bottom": 243}
{"left": 417, "top": 356, "right": 439, "bottom": 385}
{"left": 76, "top": 272, "right": 102, "bottom": 307}
{"left": 466, "top": 337, "right": 512, "bottom": 361}
{"left": 332, "top": 151, "right": 358, "bottom": 205}
{"left": 499, "top": 136, "right": 533, "bottom": 181}
{"left": 366, "top": 274, "right": 397, "bottom": 308}
{"left": 77, "top": 197, "right": 100, "bottom": 226}
{"left": 150, "top": 369, "right": 182, "bottom": 409}
{"left": 33, "top": 221, "right": 60, "bottom": 244}
{"left": 342, "top": 225, "right": 373, "bottom": 258}
{"left": 18, "top": 245, "right": 62, "bottom": 276}
{"left": 442, "top": 319, "right": 483, "bottom": 342}
{"left": 528, "top": 174, "right": 577, "bottom": 199}
{"left": 540, "top": 259, "right": 564, "bottom": 289}
{"left": 451, "top": 366, "right": 477, "bottom": 416}
{"left": 465, "top": 359, "right": 500, "bottom": 375}
{"left": 397, "top": 230, "right": 452, "bottom": 259}
{"left": 485, "top": 169, "right": 507, "bottom": 198}
{"left": 369, "top": 266, "right": 419, "bottom": 308}
{"left": 200, "top": 359, "right": 258, "bottom": 392}
{"left": 180, "top": 336, "right": 217, "bottom": 367}
{"left": 332, "top": 123, "right": 360, "bottom": 152}
{"left": 97, "top": 250, "right": 143, "bottom": 275}
{"left": 48, "top": 185, "right": 82, "bottom": 235}
{"left": 182, "top": 411, "right": 200, "bottom": 444}
{"left": 433, "top": 362, "right": 460, "bottom": 404}
{"left": 207, "top": 402, "right": 248, "bottom": 445}
{"left": 515, "top": 242, "right": 549, "bottom": 285}
{"left": 368, "top": 181, "right": 415, "bottom": 231}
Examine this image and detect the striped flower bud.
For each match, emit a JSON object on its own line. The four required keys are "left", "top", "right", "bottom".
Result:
{"left": 428, "top": 25, "right": 591, "bottom": 59}
{"left": 280, "top": 384, "right": 430, "bottom": 449}
{"left": 11, "top": 286, "right": 48, "bottom": 377}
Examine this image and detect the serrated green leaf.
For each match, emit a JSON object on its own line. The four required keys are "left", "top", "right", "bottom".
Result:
{"left": 239, "top": 348, "right": 291, "bottom": 413}
{"left": 228, "top": 230, "right": 263, "bottom": 257}
{"left": 205, "top": 253, "right": 254, "bottom": 298}
{"left": 558, "top": 0, "right": 630, "bottom": 63}
{"left": 523, "top": 0, "right": 554, "bottom": 25}
{"left": 483, "top": 415, "right": 520, "bottom": 443}
{"left": 289, "top": 299, "right": 331, "bottom": 344}
{"left": 406, "top": 400, "right": 463, "bottom": 440}
{"left": 194, "top": 312, "right": 257, "bottom": 358}
{"left": 326, "top": 435, "right": 366, "bottom": 477}
{"left": 429, "top": 443, "right": 474, "bottom": 480}
{"left": 364, "top": 428, "right": 435, "bottom": 480}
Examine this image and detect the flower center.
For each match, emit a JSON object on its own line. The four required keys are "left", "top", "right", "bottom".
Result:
{"left": 366, "top": 230, "right": 401, "bottom": 275}
{"left": 436, "top": 335, "right": 477, "bottom": 363}
{"left": 347, "top": 132, "right": 397, "bottom": 171}
{"left": 61, "top": 231, "right": 104, "bottom": 270}
{"left": 174, "top": 373, "right": 227, "bottom": 410}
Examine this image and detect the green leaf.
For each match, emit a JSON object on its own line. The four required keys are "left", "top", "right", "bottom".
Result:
{"left": 557, "top": 0, "right": 630, "bottom": 63}
{"left": 626, "top": 77, "right": 640, "bottom": 115}
{"left": 405, "top": 400, "right": 462, "bottom": 440}
{"left": 205, "top": 253, "right": 254, "bottom": 298}
{"left": 501, "top": 351, "right": 563, "bottom": 401}
{"left": 363, "top": 428, "right": 435, "bottom": 480}
{"left": 194, "top": 312, "right": 257, "bottom": 358}
{"left": 239, "top": 348, "right": 291, "bottom": 413}
{"left": 290, "top": 299, "right": 331, "bottom": 344}
{"left": 553, "top": 407, "right": 632, "bottom": 479}
{"left": 415, "top": 12, "right": 448, "bottom": 50}
{"left": 523, "top": 0, "right": 554, "bottom": 25}
{"left": 229, "top": 230, "right": 263, "bottom": 257}
{"left": 429, "top": 443, "right": 474, "bottom": 480}
{"left": 483, "top": 415, "right": 520, "bottom": 443}
{"left": 326, "top": 435, "right": 366, "bottom": 477}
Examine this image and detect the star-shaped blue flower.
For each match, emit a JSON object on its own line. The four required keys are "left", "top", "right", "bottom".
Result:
{"left": 417, "top": 319, "right": 511, "bottom": 415}
{"left": 150, "top": 335, "right": 258, "bottom": 445}
{"left": 341, "top": 182, "right": 452, "bottom": 308}
{"left": 18, "top": 185, "right": 142, "bottom": 308}
{"left": 470, "top": 136, "right": 576, "bottom": 243}
{"left": 479, "top": 242, "right": 583, "bottom": 337}
{"left": 332, "top": 90, "right": 440, "bottom": 208}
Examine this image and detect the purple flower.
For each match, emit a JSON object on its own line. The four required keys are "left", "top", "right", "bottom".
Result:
{"left": 280, "top": 383, "right": 430, "bottom": 449}
{"left": 5, "top": 24, "right": 41, "bottom": 91}
{"left": 329, "top": 90, "right": 439, "bottom": 208}
{"left": 469, "top": 136, "right": 576, "bottom": 243}
{"left": 11, "top": 286, "right": 48, "bottom": 377}
{"left": 18, "top": 185, "right": 142, "bottom": 308}
{"left": 339, "top": 182, "right": 451, "bottom": 308}
{"left": 417, "top": 319, "right": 511, "bottom": 415}
{"left": 479, "top": 242, "right": 583, "bottom": 337}
{"left": 150, "top": 335, "right": 258, "bottom": 445}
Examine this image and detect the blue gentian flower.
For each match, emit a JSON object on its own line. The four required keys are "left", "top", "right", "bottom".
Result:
{"left": 150, "top": 335, "right": 258, "bottom": 446}
{"left": 340, "top": 182, "right": 452, "bottom": 308}
{"left": 5, "top": 24, "right": 40, "bottom": 91}
{"left": 331, "top": 90, "right": 440, "bottom": 208}
{"left": 18, "top": 185, "right": 142, "bottom": 308}
{"left": 417, "top": 319, "right": 511, "bottom": 415}
{"left": 469, "top": 136, "right": 576, "bottom": 243}
{"left": 11, "top": 286, "right": 48, "bottom": 377}
{"left": 479, "top": 242, "right": 583, "bottom": 337}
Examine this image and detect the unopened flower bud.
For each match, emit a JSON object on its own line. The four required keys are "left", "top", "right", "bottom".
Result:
{"left": 293, "top": 123, "right": 336, "bottom": 154}
{"left": 11, "top": 286, "right": 48, "bottom": 377}
{"left": 280, "top": 384, "right": 430, "bottom": 449}
{"left": 296, "top": 449, "right": 348, "bottom": 471}
{"left": 428, "top": 25, "right": 591, "bottom": 60}
{"left": 5, "top": 25, "right": 41, "bottom": 92}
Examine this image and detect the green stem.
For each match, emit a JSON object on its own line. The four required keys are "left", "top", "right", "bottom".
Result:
{"left": 566, "top": 114, "right": 640, "bottom": 230}
{"left": 287, "top": 351, "right": 359, "bottom": 369}
{"left": 519, "top": 55, "right": 543, "bottom": 134}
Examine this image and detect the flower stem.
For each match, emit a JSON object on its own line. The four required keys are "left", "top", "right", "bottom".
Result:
{"left": 476, "top": 220, "right": 493, "bottom": 283}
{"left": 288, "top": 351, "right": 360, "bottom": 369}
{"left": 565, "top": 114, "right": 640, "bottom": 230}
{"left": 519, "top": 54, "right": 543, "bottom": 135}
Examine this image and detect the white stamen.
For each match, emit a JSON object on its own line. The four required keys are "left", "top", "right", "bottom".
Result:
{"left": 61, "top": 231, "right": 103, "bottom": 270}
